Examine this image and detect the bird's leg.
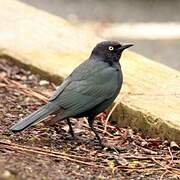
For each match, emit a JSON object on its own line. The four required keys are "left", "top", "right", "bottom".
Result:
{"left": 66, "top": 118, "right": 75, "bottom": 138}
{"left": 88, "top": 116, "right": 102, "bottom": 146}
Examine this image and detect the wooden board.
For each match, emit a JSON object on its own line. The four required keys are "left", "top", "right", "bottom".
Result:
{"left": 0, "top": 0, "right": 180, "bottom": 143}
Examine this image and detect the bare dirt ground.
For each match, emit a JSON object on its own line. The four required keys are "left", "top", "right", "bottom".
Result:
{"left": 0, "top": 58, "right": 180, "bottom": 180}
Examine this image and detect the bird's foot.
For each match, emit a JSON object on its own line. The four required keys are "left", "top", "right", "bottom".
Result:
{"left": 65, "top": 134, "right": 88, "bottom": 144}
{"left": 65, "top": 133, "right": 77, "bottom": 141}
{"left": 88, "top": 138, "right": 104, "bottom": 148}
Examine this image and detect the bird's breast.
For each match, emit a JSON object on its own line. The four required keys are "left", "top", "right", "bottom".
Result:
{"left": 93, "top": 66, "right": 122, "bottom": 96}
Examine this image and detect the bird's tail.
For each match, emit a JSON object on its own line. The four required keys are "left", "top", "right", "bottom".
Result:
{"left": 10, "top": 103, "right": 57, "bottom": 132}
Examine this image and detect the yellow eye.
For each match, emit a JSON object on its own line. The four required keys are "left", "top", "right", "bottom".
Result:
{"left": 108, "top": 46, "right": 114, "bottom": 51}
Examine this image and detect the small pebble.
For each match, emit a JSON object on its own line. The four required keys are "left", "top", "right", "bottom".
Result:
{"left": 17, "top": 105, "right": 21, "bottom": 109}
{"left": 28, "top": 74, "right": 36, "bottom": 80}
{"left": 2, "top": 170, "right": 11, "bottom": 178}
{"left": 14, "top": 74, "right": 21, "bottom": 80}
{"left": 141, "top": 141, "right": 148, "bottom": 147}
{"left": 170, "top": 141, "right": 180, "bottom": 150}
{"left": 39, "top": 80, "right": 49, "bottom": 86}
{"left": 19, "top": 113, "right": 24, "bottom": 117}
{"left": 0, "top": 72, "right": 7, "bottom": 78}
{"left": 13, "top": 92, "right": 20, "bottom": 96}
{"left": 21, "top": 75, "right": 27, "bottom": 81}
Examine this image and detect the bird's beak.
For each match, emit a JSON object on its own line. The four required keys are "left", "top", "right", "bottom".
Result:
{"left": 119, "top": 44, "right": 134, "bottom": 51}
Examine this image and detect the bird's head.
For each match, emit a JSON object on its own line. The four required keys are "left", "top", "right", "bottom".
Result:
{"left": 91, "top": 41, "right": 133, "bottom": 64}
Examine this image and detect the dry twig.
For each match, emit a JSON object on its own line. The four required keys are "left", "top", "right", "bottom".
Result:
{"left": 0, "top": 140, "right": 105, "bottom": 168}
{"left": 2, "top": 76, "right": 49, "bottom": 102}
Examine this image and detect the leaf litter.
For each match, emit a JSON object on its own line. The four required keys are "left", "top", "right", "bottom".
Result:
{"left": 0, "top": 58, "right": 179, "bottom": 180}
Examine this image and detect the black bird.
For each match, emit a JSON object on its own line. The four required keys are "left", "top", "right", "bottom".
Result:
{"left": 10, "top": 41, "right": 133, "bottom": 145}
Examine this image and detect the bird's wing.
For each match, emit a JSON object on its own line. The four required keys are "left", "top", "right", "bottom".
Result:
{"left": 50, "top": 63, "right": 120, "bottom": 118}
{"left": 49, "top": 59, "right": 107, "bottom": 102}
{"left": 49, "top": 60, "right": 94, "bottom": 102}
{"left": 49, "top": 78, "right": 71, "bottom": 101}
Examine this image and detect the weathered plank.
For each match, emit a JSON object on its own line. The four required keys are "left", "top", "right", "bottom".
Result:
{"left": 0, "top": 0, "right": 180, "bottom": 143}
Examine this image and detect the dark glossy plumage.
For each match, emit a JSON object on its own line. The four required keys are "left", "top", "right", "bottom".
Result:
{"left": 10, "top": 41, "right": 133, "bottom": 145}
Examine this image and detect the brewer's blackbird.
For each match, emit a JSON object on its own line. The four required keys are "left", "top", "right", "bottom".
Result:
{"left": 10, "top": 41, "right": 133, "bottom": 145}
